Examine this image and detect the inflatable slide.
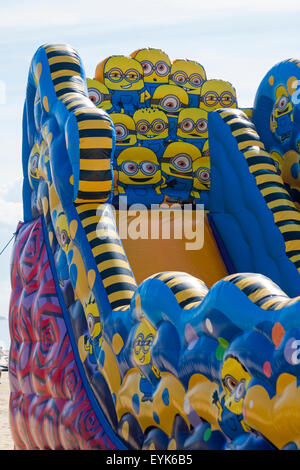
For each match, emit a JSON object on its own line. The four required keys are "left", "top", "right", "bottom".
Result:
{"left": 8, "top": 44, "right": 300, "bottom": 450}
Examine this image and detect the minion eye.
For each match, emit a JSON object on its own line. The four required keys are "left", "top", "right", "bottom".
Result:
{"left": 221, "top": 93, "right": 234, "bottom": 107}
{"left": 141, "top": 60, "right": 153, "bottom": 76}
{"left": 196, "top": 119, "right": 208, "bottom": 133}
{"left": 190, "top": 73, "right": 203, "bottom": 87}
{"left": 155, "top": 61, "right": 169, "bottom": 77}
{"left": 152, "top": 119, "right": 166, "bottom": 133}
{"left": 107, "top": 68, "right": 122, "bottom": 82}
{"left": 141, "top": 161, "right": 157, "bottom": 175}
{"left": 122, "top": 161, "right": 138, "bottom": 175}
{"left": 278, "top": 95, "right": 289, "bottom": 110}
{"left": 235, "top": 380, "right": 246, "bottom": 402}
{"left": 125, "top": 69, "right": 140, "bottom": 82}
{"left": 60, "top": 229, "right": 69, "bottom": 246}
{"left": 203, "top": 92, "right": 218, "bottom": 107}
{"left": 224, "top": 374, "right": 238, "bottom": 392}
{"left": 173, "top": 71, "right": 187, "bottom": 85}
{"left": 181, "top": 118, "right": 194, "bottom": 132}
{"left": 87, "top": 313, "right": 95, "bottom": 334}
{"left": 197, "top": 167, "right": 210, "bottom": 182}
{"left": 161, "top": 95, "right": 180, "bottom": 111}
{"left": 88, "top": 88, "right": 103, "bottom": 106}
{"left": 115, "top": 124, "right": 128, "bottom": 140}
{"left": 172, "top": 154, "right": 192, "bottom": 172}
{"left": 31, "top": 153, "right": 39, "bottom": 171}
{"left": 137, "top": 121, "right": 149, "bottom": 134}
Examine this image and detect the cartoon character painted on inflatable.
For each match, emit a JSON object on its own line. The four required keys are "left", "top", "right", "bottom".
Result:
{"left": 84, "top": 294, "right": 104, "bottom": 364}
{"left": 270, "top": 85, "right": 294, "bottom": 143}
{"left": 115, "top": 146, "right": 164, "bottom": 206}
{"left": 176, "top": 108, "right": 208, "bottom": 151}
{"left": 133, "top": 107, "right": 169, "bottom": 158}
{"left": 199, "top": 79, "right": 237, "bottom": 112}
{"left": 110, "top": 113, "right": 137, "bottom": 158}
{"left": 151, "top": 84, "right": 189, "bottom": 141}
{"left": 212, "top": 355, "right": 252, "bottom": 442}
{"left": 160, "top": 141, "right": 201, "bottom": 201}
{"left": 95, "top": 55, "right": 150, "bottom": 114}
{"left": 169, "top": 59, "right": 206, "bottom": 107}
{"left": 190, "top": 151, "right": 210, "bottom": 207}
{"left": 86, "top": 78, "right": 113, "bottom": 112}
{"left": 130, "top": 47, "right": 171, "bottom": 98}
{"left": 132, "top": 318, "right": 161, "bottom": 402}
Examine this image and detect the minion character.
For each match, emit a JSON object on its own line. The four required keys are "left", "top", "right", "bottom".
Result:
{"left": 34, "top": 88, "right": 42, "bottom": 131}
{"left": 86, "top": 78, "right": 113, "bottom": 112}
{"left": 169, "top": 59, "right": 206, "bottom": 107}
{"left": 150, "top": 84, "right": 189, "bottom": 140}
{"left": 280, "top": 150, "right": 300, "bottom": 207}
{"left": 53, "top": 210, "right": 71, "bottom": 287}
{"left": 110, "top": 113, "right": 137, "bottom": 159}
{"left": 130, "top": 47, "right": 171, "bottom": 97}
{"left": 133, "top": 107, "right": 169, "bottom": 158}
{"left": 190, "top": 153, "right": 210, "bottom": 207}
{"left": 176, "top": 108, "right": 208, "bottom": 150}
{"left": 83, "top": 294, "right": 104, "bottom": 364}
{"left": 161, "top": 141, "right": 201, "bottom": 201}
{"left": 199, "top": 79, "right": 237, "bottom": 112}
{"left": 95, "top": 55, "right": 150, "bottom": 114}
{"left": 28, "top": 143, "right": 40, "bottom": 190}
{"left": 116, "top": 146, "right": 164, "bottom": 206}
{"left": 270, "top": 150, "right": 284, "bottom": 174}
{"left": 212, "top": 355, "right": 252, "bottom": 441}
{"left": 132, "top": 318, "right": 160, "bottom": 402}
{"left": 270, "top": 85, "right": 294, "bottom": 143}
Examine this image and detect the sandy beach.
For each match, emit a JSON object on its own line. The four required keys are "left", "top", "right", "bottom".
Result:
{"left": 0, "top": 371, "right": 14, "bottom": 450}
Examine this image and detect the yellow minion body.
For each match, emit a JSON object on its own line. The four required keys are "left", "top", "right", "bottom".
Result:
{"left": 133, "top": 107, "right": 169, "bottom": 141}
{"left": 177, "top": 108, "right": 208, "bottom": 140}
{"left": 86, "top": 78, "right": 112, "bottom": 111}
{"left": 151, "top": 84, "right": 189, "bottom": 116}
{"left": 111, "top": 113, "right": 137, "bottom": 146}
{"left": 199, "top": 79, "right": 237, "bottom": 111}
{"left": 131, "top": 47, "right": 171, "bottom": 84}
{"left": 116, "top": 146, "right": 161, "bottom": 186}
{"left": 169, "top": 59, "right": 206, "bottom": 95}
{"left": 161, "top": 141, "right": 201, "bottom": 180}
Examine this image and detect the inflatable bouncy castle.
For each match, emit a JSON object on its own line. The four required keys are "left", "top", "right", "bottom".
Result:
{"left": 8, "top": 44, "right": 300, "bottom": 450}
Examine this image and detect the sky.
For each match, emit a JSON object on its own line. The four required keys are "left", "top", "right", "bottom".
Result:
{"left": 1, "top": 0, "right": 300, "bottom": 347}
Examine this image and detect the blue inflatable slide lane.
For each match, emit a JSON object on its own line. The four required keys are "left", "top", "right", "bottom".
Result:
{"left": 8, "top": 44, "right": 300, "bottom": 451}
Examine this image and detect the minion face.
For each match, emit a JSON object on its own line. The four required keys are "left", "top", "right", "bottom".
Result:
{"left": 85, "top": 295, "right": 103, "bottom": 342}
{"left": 151, "top": 84, "right": 189, "bottom": 117}
{"left": 221, "top": 355, "right": 251, "bottom": 416}
{"left": 192, "top": 156, "right": 211, "bottom": 191}
{"left": 100, "top": 55, "right": 144, "bottom": 92}
{"left": 177, "top": 108, "right": 208, "bottom": 140}
{"left": 28, "top": 143, "right": 40, "bottom": 188}
{"left": 131, "top": 48, "right": 171, "bottom": 85}
{"left": 110, "top": 113, "right": 137, "bottom": 146}
{"left": 117, "top": 147, "right": 161, "bottom": 186}
{"left": 169, "top": 59, "right": 206, "bottom": 95}
{"left": 86, "top": 78, "right": 112, "bottom": 111}
{"left": 55, "top": 212, "right": 71, "bottom": 253}
{"left": 34, "top": 88, "right": 42, "bottom": 131}
{"left": 270, "top": 85, "right": 293, "bottom": 142}
{"left": 270, "top": 150, "right": 284, "bottom": 174}
{"left": 133, "top": 107, "right": 169, "bottom": 141}
{"left": 161, "top": 142, "right": 201, "bottom": 181}
{"left": 199, "top": 80, "right": 237, "bottom": 112}
{"left": 133, "top": 319, "right": 156, "bottom": 366}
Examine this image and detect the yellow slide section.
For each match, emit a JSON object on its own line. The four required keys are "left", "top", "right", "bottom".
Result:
{"left": 115, "top": 210, "right": 228, "bottom": 287}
